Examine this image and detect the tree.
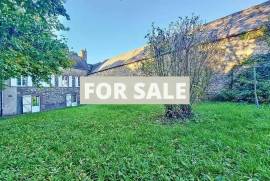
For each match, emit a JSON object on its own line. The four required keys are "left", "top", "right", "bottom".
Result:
{"left": 0, "top": 0, "right": 72, "bottom": 88}
{"left": 253, "top": 60, "right": 260, "bottom": 108}
{"left": 142, "top": 16, "right": 220, "bottom": 120}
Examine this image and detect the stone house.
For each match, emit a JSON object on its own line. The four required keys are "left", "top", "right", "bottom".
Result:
{"left": 89, "top": 1, "right": 270, "bottom": 97}
{"left": 0, "top": 50, "right": 89, "bottom": 116}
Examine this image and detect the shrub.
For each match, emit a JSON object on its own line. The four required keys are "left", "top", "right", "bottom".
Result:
{"left": 218, "top": 55, "right": 270, "bottom": 104}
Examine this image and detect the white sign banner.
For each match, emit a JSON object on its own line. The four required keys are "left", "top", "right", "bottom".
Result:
{"left": 80, "top": 77, "right": 190, "bottom": 105}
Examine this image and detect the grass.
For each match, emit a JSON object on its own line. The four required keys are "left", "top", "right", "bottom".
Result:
{"left": 0, "top": 103, "right": 270, "bottom": 180}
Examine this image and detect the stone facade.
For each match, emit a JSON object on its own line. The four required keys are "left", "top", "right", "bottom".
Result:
{"left": 1, "top": 51, "right": 89, "bottom": 116}
{"left": 16, "top": 87, "right": 80, "bottom": 114}
{"left": 214, "top": 31, "right": 269, "bottom": 73}
{"left": 15, "top": 70, "right": 86, "bottom": 114}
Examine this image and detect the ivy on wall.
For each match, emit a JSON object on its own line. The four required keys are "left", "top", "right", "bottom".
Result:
{"left": 240, "top": 28, "right": 266, "bottom": 41}
{"left": 217, "top": 53, "right": 270, "bottom": 104}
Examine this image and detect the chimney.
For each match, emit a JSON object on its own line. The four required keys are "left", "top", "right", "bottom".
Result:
{"left": 79, "top": 49, "right": 87, "bottom": 61}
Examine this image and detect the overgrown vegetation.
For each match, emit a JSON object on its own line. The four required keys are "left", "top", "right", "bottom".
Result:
{"left": 218, "top": 56, "right": 270, "bottom": 103}
{"left": 217, "top": 42, "right": 270, "bottom": 105}
{"left": 218, "top": 20, "right": 270, "bottom": 106}
{"left": 1, "top": 103, "right": 270, "bottom": 180}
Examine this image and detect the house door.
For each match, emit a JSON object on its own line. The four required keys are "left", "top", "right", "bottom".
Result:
{"left": 66, "top": 94, "right": 72, "bottom": 107}
{"left": 22, "top": 95, "right": 32, "bottom": 113}
{"left": 72, "top": 94, "right": 78, "bottom": 107}
{"left": 32, "top": 96, "right": 40, "bottom": 113}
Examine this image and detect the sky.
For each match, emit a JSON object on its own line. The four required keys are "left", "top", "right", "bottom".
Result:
{"left": 63, "top": 0, "right": 267, "bottom": 64}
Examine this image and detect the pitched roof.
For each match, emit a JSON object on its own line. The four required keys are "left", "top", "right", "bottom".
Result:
{"left": 70, "top": 52, "right": 89, "bottom": 71}
{"left": 92, "top": 47, "right": 146, "bottom": 73}
{"left": 204, "top": 0, "right": 270, "bottom": 41}
{"left": 91, "top": 1, "right": 270, "bottom": 74}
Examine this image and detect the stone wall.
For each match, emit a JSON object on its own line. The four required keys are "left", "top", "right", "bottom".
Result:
{"left": 16, "top": 87, "right": 80, "bottom": 114}
{"left": 214, "top": 32, "right": 269, "bottom": 73}
{"left": 207, "top": 32, "right": 269, "bottom": 97}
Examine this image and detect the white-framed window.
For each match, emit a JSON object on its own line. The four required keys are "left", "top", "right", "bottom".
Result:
{"left": 58, "top": 75, "right": 68, "bottom": 87}
{"left": 10, "top": 78, "right": 17, "bottom": 87}
{"left": 17, "top": 76, "right": 28, "bottom": 87}
{"left": 32, "top": 96, "right": 41, "bottom": 113}
{"left": 22, "top": 95, "right": 41, "bottom": 113}
{"left": 72, "top": 94, "right": 77, "bottom": 103}
{"left": 51, "top": 75, "right": 55, "bottom": 87}
{"left": 63, "top": 76, "right": 68, "bottom": 87}
{"left": 11, "top": 76, "right": 32, "bottom": 87}
{"left": 66, "top": 94, "right": 78, "bottom": 107}
{"left": 69, "top": 76, "right": 73, "bottom": 87}
{"left": 27, "top": 76, "right": 33, "bottom": 87}
{"left": 58, "top": 76, "right": 62, "bottom": 87}
{"left": 32, "top": 96, "right": 40, "bottom": 107}
{"left": 75, "top": 76, "right": 79, "bottom": 87}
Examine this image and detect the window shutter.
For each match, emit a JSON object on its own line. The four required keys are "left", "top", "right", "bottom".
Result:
{"left": 27, "top": 76, "right": 32, "bottom": 87}
{"left": 58, "top": 76, "right": 62, "bottom": 87}
{"left": 75, "top": 77, "right": 78, "bottom": 87}
{"left": 69, "top": 76, "right": 73, "bottom": 87}
{"left": 10, "top": 78, "right": 17, "bottom": 87}
{"left": 51, "top": 75, "right": 55, "bottom": 87}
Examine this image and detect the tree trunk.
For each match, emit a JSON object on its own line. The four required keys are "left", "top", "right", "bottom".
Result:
{"left": 253, "top": 66, "right": 260, "bottom": 108}
{"left": 165, "top": 104, "right": 193, "bottom": 120}
{"left": 0, "top": 90, "right": 2, "bottom": 117}
{"left": 229, "top": 69, "right": 234, "bottom": 89}
{"left": 0, "top": 76, "right": 3, "bottom": 117}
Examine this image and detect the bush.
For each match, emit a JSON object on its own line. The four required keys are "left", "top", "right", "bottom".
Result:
{"left": 218, "top": 55, "right": 270, "bottom": 104}
{"left": 217, "top": 89, "right": 239, "bottom": 102}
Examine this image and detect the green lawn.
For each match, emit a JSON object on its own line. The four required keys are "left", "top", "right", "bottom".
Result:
{"left": 0, "top": 103, "right": 270, "bottom": 180}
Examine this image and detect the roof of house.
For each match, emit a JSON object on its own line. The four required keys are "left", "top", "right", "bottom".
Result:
{"left": 70, "top": 52, "right": 89, "bottom": 71}
{"left": 204, "top": 0, "right": 270, "bottom": 41}
{"left": 92, "top": 47, "right": 146, "bottom": 73}
{"left": 91, "top": 0, "right": 270, "bottom": 74}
